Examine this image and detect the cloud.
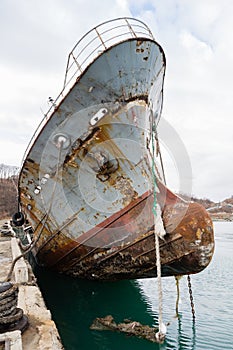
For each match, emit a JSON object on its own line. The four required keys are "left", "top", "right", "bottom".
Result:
{"left": 180, "top": 30, "right": 213, "bottom": 62}
{"left": 0, "top": 0, "right": 130, "bottom": 165}
{"left": 0, "top": 0, "right": 232, "bottom": 201}
{"left": 129, "top": 0, "right": 233, "bottom": 201}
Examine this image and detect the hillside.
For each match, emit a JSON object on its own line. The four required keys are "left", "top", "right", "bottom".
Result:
{"left": 0, "top": 164, "right": 19, "bottom": 218}
{"left": 202, "top": 197, "right": 233, "bottom": 221}
{"left": 180, "top": 194, "right": 233, "bottom": 221}
{"left": 0, "top": 177, "right": 18, "bottom": 218}
{"left": 0, "top": 164, "right": 232, "bottom": 221}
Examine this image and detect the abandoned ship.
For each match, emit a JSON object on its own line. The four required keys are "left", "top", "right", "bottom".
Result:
{"left": 15, "top": 17, "right": 214, "bottom": 280}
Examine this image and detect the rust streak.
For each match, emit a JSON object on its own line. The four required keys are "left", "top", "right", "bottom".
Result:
{"left": 36, "top": 214, "right": 77, "bottom": 253}
{"left": 49, "top": 190, "right": 152, "bottom": 268}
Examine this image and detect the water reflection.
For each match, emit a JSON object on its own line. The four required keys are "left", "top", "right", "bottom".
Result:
{"left": 136, "top": 278, "right": 197, "bottom": 350}
{"left": 176, "top": 316, "right": 196, "bottom": 350}
{"left": 31, "top": 222, "right": 233, "bottom": 349}
{"left": 34, "top": 262, "right": 161, "bottom": 350}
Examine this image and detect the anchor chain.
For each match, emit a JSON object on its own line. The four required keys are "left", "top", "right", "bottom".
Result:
{"left": 187, "top": 275, "right": 195, "bottom": 322}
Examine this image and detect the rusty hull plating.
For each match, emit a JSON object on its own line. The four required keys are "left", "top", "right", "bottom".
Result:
{"left": 18, "top": 18, "right": 214, "bottom": 280}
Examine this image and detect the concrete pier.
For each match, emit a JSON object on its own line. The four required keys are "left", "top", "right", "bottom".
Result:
{"left": 0, "top": 220, "right": 64, "bottom": 349}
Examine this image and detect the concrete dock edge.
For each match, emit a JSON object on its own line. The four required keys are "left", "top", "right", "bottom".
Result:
{"left": 0, "top": 220, "right": 64, "bottom": 349}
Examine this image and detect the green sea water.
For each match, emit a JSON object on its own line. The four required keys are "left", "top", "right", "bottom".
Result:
{"left": 34, "top": 222, "right": 233, "bottom": 349}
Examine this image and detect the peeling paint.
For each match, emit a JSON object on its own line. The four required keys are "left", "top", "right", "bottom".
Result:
{"left": 18, "top": 19, "right": 214, "bottom": 281}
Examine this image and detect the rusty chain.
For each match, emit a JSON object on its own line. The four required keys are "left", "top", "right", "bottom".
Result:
{"left": 187, "top": 275, "right": 195, "bottom": 322}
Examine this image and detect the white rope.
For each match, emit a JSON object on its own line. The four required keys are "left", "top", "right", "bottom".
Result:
{"left": 151, "top": 124, "right": 166, "bottom": 343}
{"left": 154, "top": 226, "right": 166, "bottom": 342}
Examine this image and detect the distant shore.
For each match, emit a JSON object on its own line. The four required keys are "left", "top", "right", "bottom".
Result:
{"left": 210, "top": 213, "right": 233, "bottom": 222}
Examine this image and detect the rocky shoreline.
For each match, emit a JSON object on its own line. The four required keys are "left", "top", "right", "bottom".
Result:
{"left": 210, "top": 213, "right": 233, "bottom": 222}
{"left": 178, "top": 193, "right": 233, "bottom": 223}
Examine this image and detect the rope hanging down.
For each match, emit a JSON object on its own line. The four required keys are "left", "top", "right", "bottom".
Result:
{"left": 175, "top": 275, "right": 196, "bottom": 323}
{"left": 151, "top": 124, "right": 166, "bottom": 343}
{"left": 175, "top": 275, "right": 182, "bottom": 317}
{"left": 153, "top": 124, "right": 166, "bottom": 185}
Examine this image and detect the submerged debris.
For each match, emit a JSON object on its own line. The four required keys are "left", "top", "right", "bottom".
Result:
{"left": 90, "top": 315, "right": 163, "bottom": 343}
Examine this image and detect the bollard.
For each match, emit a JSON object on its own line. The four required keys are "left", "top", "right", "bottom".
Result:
{"left": 0, "top": 282, "right": 28, "bottom": 334}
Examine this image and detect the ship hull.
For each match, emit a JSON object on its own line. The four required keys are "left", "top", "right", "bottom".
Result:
{"left": 32, "top": 182, "right": 214, "bottom": 280}
{"left": 18, "top": 18, "right": 214, "bottom": 280}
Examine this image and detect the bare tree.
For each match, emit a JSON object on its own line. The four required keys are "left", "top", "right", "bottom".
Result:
{"left": 0, "top": 164, "right": 19, "bottom": 218}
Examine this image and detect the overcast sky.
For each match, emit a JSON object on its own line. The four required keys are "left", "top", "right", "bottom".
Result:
{"left": 0, "top": 0, "right": 232, "bottom": 202}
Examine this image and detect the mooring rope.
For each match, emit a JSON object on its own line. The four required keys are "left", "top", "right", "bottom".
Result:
{"left": 175, "top": 275, "right": 182, "bottom": 317}
{"left": 151, "top": 124, "right": 166, "bottom": 343}
{"left": 5, "top": 140, "right": 64, "bottom": 282}
{"left": 153, "top": 126, "right": 166, "bottom": 185}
